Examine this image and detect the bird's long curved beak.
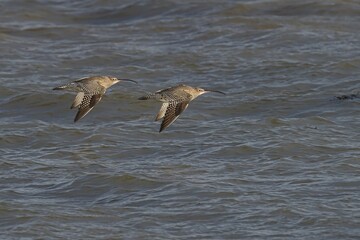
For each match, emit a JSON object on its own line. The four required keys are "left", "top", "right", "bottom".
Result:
{"left": 204, "top": 89, "right": 226, "bottom": 95}
{"left": 121, "top": 78, "right": 138, "bottom": 84}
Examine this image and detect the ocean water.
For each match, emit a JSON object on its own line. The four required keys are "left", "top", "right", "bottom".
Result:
{"left": 0, "top": 0, "right": 359, "bottom": 239}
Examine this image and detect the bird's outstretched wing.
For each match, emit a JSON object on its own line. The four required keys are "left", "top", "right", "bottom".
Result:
{"left": 74, "top": 94, "right": 103, "bottom": 122}
{"left": 71, "top": 92, "right": 84, "bottom": 109}
{"left": 159, "top": 101, "right": 189, "bottom": 132}
{"left": 155, "top": 103, "right": 169, "bottom": 121}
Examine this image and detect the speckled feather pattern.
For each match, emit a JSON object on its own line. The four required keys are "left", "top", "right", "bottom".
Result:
{"left": 53, "top": 76, "right": 118, "bottom": 122}
{"left": 139, "top": 84, "right": 204, "bottom": 132}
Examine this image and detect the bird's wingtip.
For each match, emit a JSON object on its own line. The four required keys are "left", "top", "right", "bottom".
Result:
{"left": 53, "top": 85, "right": 67, "bottom": 90}
{"left": 74, "top": 115, "right": 81, "bottom": 123}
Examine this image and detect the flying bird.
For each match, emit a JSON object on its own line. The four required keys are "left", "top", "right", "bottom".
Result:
{"left": 53, "top": 76, "right": 137, "bottom": 122}
{"left": 139, "top": 84, "right": 225, "bottom": 132}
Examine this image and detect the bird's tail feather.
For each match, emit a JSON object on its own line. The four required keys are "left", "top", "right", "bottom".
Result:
{"left": 53, "top": 82, "right": 77, "bottom": 91}
{"left": 53, "top": 85, "right": 68, "bottom": 90}
{"left": 138, "top": 93, "right": 155, "bottom": 100}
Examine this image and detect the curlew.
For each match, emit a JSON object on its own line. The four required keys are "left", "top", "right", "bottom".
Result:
{"left": 53, "top": 76, "right": 137, "bottom": 122}
{"left": 139, "top": 84, "right": 225, "bottom": 132}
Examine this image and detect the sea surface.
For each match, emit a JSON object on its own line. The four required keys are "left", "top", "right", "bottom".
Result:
{"left": 0, "top": 0, "right": 359, "bottom": 239}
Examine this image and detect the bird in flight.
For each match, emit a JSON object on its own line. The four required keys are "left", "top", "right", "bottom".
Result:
{"left": 139, "top": 84, "right": 225, "bottom": 132}
{"left": 53, "top": 76, "right": 137, "bottom": 122}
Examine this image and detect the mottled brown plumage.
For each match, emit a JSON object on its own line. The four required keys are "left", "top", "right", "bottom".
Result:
{"left": 139, "top": 84, "right": 225, "bottom": 132}
{"left": 53, "top": 76, "right": 137, "bottom": 122}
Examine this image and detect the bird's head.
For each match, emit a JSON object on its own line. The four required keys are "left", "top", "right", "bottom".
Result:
{"left": 192, "top": 87, "right": 207, "bottom": 98}
{"left": 109, "top": 77, "right": 120, "bottom": 84}
{"left": 104, "top": 76, "right": 138, "bottom": 88}
{"left": 99, "top": 76, "right": 120, "bottom": 88}
{"left": 109, "top": 76, "right": 138, "bottom": 84}
{"left": 193, "top": 87, "right": 226, "bottom": 98}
